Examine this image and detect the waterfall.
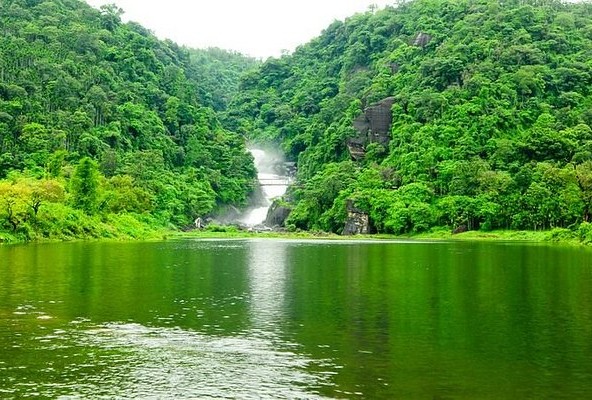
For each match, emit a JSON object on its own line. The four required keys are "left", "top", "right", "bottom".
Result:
{"left": 239, "top": 148, "right": 290, "bottom": 227}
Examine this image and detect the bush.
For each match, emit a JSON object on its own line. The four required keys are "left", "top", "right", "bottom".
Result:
{"left": 104, "top": 213, "right": 157, "bottom": 239}
{"left": 205, "top": 224, "right": 239, "bottom": 233}
{"left": 578, "top": 222, "right": 592, "bottom": 244}
{"left": 546, "top": 227, "right": 576, "bottom": 242}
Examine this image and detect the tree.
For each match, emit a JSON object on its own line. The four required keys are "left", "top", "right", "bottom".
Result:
{"left": 575, "top": 161, "right": 592, "bottom": 222}
{"left": 26, "top": 178, "right": 65, "bottom": 219}
{"left": 0, "top": 0, "right": 259, "bottom": 240}
{"left": 0, "top": 181, "right": 28, "bottom": 232}
{"left": 99, "top": 4, "right": 124, "bottom": 31}
{"left": 70, "top": 157, "right": 100, "bottom": 214}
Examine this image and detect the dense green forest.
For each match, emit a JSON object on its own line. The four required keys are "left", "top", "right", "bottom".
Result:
{"left": 4, "top": 0, "right": 592, "bottom": 242}
{"left": 0, "top": 0, "right": 258, "bottom": 241}
{"left": 227, "top": 0, "right": 592, "bottom": 238}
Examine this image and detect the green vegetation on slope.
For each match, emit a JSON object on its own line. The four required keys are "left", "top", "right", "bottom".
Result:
{"left": 0, "top": 0, "right": 258, "bottom": 241}
{"left": 227, "top": 0, "right": 592, "bottom": 236}
{"left": 187, "top": 47, "right": 259, "bottom": 113}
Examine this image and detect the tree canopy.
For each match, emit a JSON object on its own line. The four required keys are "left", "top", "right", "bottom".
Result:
{"left": 4, "top": 0, "right": 592, "bottom": 241}
{"left": 226, "top": 0, "right": 592, "bottom": 235}
{"left": 0, "top": 0, "right": 257, "bottom": 240}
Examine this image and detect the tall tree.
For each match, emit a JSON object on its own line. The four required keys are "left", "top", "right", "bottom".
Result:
{"left": 70, "top": 157, "right": 100, "bottom": 214}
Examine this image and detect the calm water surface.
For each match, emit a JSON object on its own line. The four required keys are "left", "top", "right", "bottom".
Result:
{"left": 1, "top": 239, "right": 592, "bottom": 398}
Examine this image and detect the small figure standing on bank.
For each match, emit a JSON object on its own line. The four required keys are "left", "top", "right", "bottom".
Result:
{"left": 194, "top": 217, "right": 202, "bottom": 229}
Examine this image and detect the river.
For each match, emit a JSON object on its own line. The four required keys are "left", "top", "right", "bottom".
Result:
{"left": 1, "top": 239, "right": 592, "bottom": 398}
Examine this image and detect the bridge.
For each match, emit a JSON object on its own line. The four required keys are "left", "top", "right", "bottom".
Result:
{"left": 258, "top": 178, "right": 292, "bottom": 186}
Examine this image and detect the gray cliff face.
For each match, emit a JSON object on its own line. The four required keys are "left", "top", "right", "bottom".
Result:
{"left": 345, "top": 31, "right": 431, "bottom": 162}
{"left": 342, "top": 200, "right": 370, "bottom": 235}
{"left": 348, "top": 97, "right": 395, "bottom": 161}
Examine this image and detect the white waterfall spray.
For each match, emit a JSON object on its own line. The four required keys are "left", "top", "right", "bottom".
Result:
{"left": 239, "top": 148, "right": 290, "bottom": 227}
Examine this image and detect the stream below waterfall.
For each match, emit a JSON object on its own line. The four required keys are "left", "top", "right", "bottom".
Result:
{"left": 239, "top": 148, "right": 291, "bottom": 227}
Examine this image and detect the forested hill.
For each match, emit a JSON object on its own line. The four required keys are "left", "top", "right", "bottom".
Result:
{"left": 0, "top": 0, "right": 258, "bottom": 240}
{"left": 228, "top": 0, "right": 592, "bottom": 236}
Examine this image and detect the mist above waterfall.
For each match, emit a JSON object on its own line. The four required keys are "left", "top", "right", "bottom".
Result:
{"left": 249, "top": 147, "right": 288, "bottom": 175}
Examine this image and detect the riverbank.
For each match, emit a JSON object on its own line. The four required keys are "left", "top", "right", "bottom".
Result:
{"left": 0, "top": 213, "right": 169, "bottom": 245}
{"left": 173, "top": 225, "right": 591, "bottom": 246}
{"left": 2, "top": 219, "right": 591, "bottom": 246}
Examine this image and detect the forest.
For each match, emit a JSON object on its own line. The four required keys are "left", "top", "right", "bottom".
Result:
{"left": 3, "top": 0, "right": 592, "bottom": 242}
{"left": 227, "top": 0, "right": 592, "bottom": 240}
{"left": 0, "top": 0, "right": 258, "bottom": 241}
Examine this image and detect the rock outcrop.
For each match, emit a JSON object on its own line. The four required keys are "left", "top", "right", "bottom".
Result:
{"left": 265, "top": 199, "right": 292, "bottom": 228}
{"left": 412, "top": 32, "right": 432, "bottom": 47}
{"left": 342, "top": 200, "right": 370, "bottom": 235}
{"left": 347, "top": 97, "right": 395, "bottom": 161}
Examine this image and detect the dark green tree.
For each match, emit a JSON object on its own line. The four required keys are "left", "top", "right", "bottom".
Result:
{"left": 70, "top": 157, "right": 100, "bottom": 214}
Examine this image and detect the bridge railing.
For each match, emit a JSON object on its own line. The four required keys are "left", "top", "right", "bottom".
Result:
{"left": 258, "top": 178, "right": 292, "bottom": 186}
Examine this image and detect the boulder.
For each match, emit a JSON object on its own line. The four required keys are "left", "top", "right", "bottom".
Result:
{"left": 265, "top": 199, "right": 292, "bottom": 227}
{"left": 342, "top": 200, "right": 370, "bottom": 235}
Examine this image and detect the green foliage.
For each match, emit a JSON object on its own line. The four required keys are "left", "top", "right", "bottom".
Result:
{"left": 187, "top": 48, "right": 259, "bottom": 112}
{"left": 102, "top": 174, "right": 153, "bottom": 214}
{"left": 70, "top": 157, "right": 100, "bottom": 214}
{"left": 0, "top": 172, "right": 167, "bottom": 242}
{"left": 286, "top": 162, "right": 358, "bottom": 231}
{"left": 7, "top": 0, "right": 592, "bottom": 241}
{"left": 204, "top": 224, "right": 240, "bottom": 233}
{"left": 578, "top": 222, "right": 592, "bottom": 244}
{"left": 228, "top": 0, "right": 592, "bottom": 236}
{"left": 0, "top": 0, "right": 258, "bottom": 240}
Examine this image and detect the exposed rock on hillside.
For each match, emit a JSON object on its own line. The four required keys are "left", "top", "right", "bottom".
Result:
{"left": 343, "top": 200, "right": 370, "bottom": 235}
{"left": 412, "top": 32, "right": 432, "bottom": 47}
{"left": 348, "top": 97, "right": 395, "bottom": 160}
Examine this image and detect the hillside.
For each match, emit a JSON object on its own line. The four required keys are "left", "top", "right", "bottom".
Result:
{"left": 227, "top": 0, "right": 592, "bottom": 235}
{"left": 0, "top": 0, "right": 257, "bottom": 241}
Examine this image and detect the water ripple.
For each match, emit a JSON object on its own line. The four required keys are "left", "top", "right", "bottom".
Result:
{"left": 59, "top": 322, "right": 335, "bottom": 399}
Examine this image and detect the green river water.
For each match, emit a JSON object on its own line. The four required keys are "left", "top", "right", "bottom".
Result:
{"left": 1, "top": 238, "right": 591, "bottom": 399}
